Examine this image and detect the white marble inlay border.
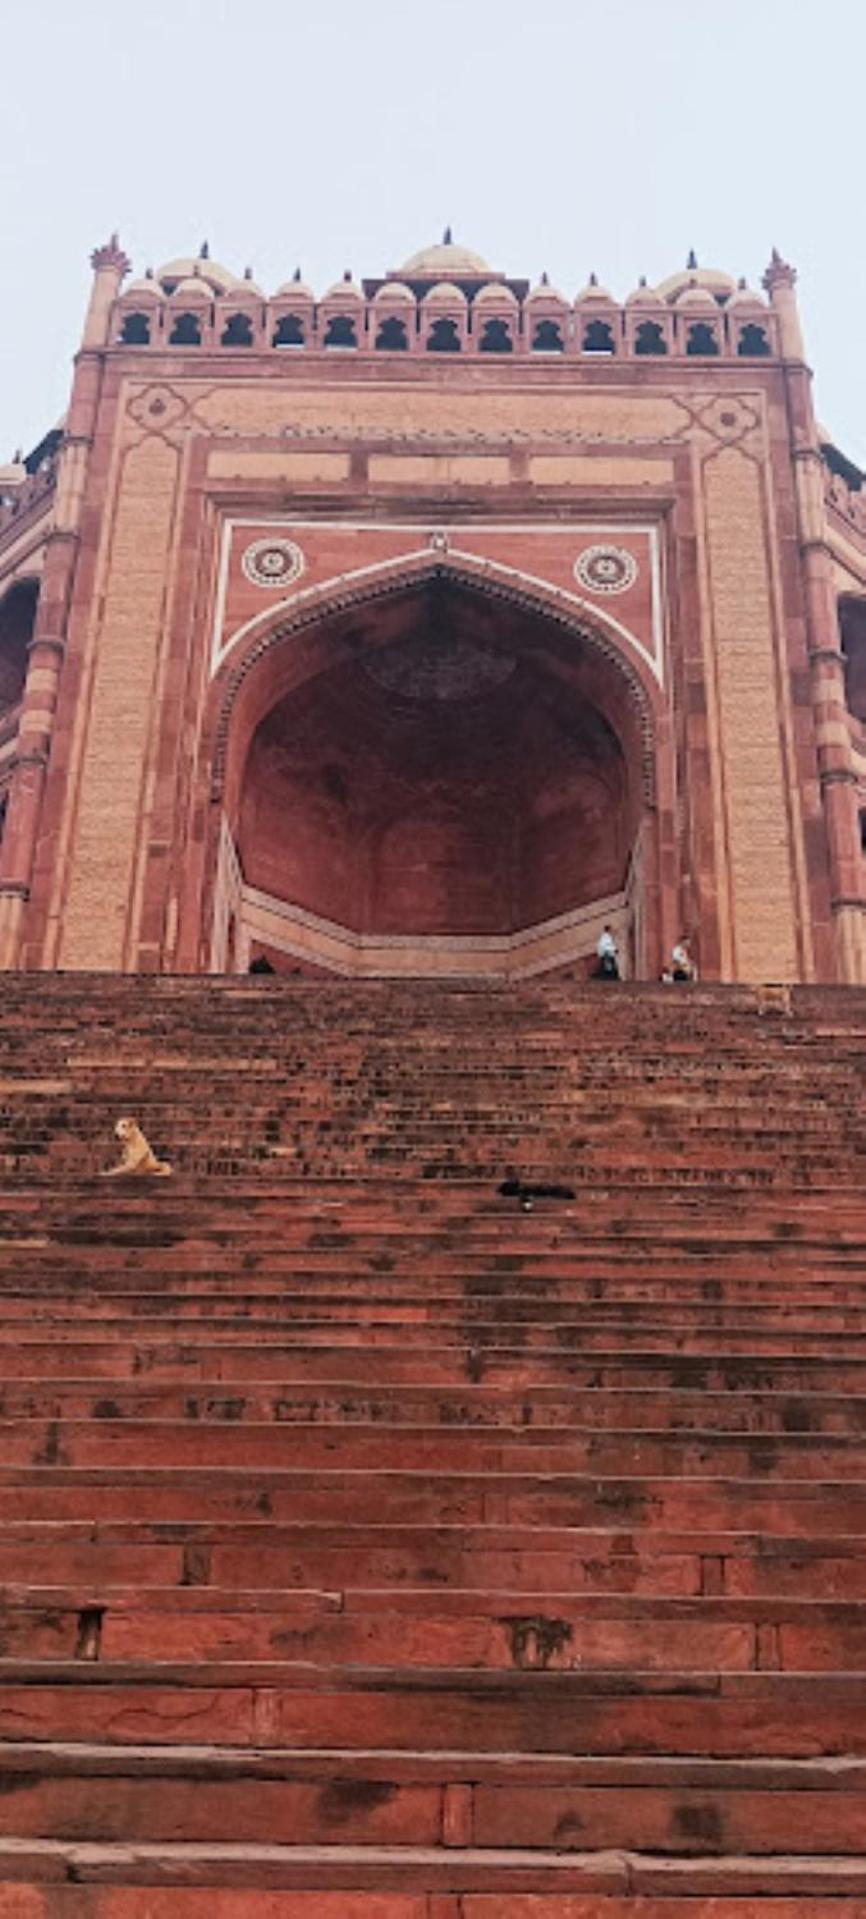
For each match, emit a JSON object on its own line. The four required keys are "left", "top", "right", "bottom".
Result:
{"left": 210, "top": 519, "right": 665, "bottom": 688}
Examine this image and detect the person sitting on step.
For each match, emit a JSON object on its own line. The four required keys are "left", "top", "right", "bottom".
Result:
{"left": 670, "top": 935, "right": 697, "bottom": 983}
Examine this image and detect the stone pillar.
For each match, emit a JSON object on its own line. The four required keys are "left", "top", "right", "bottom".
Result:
{"left": 763, "top": 249, "right": 863, "bottom": 982}
{"left": 0, "top": 237, "right": 130, "bottom": 969}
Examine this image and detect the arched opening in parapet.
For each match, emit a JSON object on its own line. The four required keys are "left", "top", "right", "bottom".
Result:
{"left": 0, "top": 577, "right": 36, "bottom": 728}
{"left": 169, "top": 312, "right": 202, "bottom": 346}
{"left": 221, "top": 312, "right": 254, "bottom": 347}
{"left": 272, "top": 314, "right": 305, "bottom": 347}
{"left": 120, "top": 311, "right": 151, "bottom": 346}
{"left": 478, "top": 318, "right": 513, "bottom": 353}
{"left": 323, "top": 314, "right": 358, "bottom": 349}
{"left": 426, "top": 318, "right": 461, "bottom": 353}
{"left": 532, "top": 319, "right": 564, "bottom": 353}
{"left": 375, "top": 317, "right": 409, "bottom": 351}
{"left": 210, "top": 571, "right": 661, "bottom": 979}
{"left": 737, "top": 323, "right": 770, "bottom": 358}
{"left": 634, "top": 321, "right": 666, "bottom": 356}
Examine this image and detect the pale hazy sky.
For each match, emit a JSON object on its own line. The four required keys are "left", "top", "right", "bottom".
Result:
{"left": 3, "top": 0, "right": 865, "bottom": 462}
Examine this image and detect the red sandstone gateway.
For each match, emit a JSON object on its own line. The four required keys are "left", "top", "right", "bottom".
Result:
{"left": 0, "top": 233, "right": 862, "bottom": 985}
{"left": 0, "top": 235, "right": 864, "bottom": 1918}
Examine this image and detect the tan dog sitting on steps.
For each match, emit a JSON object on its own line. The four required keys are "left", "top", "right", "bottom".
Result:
{"left": 102, "top": 1117, "right": 172, "bottom": 1178}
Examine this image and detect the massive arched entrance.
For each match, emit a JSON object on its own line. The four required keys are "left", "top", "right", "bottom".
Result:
{"left": 204, "top": 566, "right": 664, "bottom": 978}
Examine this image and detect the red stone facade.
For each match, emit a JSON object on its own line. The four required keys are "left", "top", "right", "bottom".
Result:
{"left": 0, "top": 235, "right": 864, "bottom": 983}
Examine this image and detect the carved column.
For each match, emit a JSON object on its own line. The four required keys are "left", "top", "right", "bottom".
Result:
{"left": 763, "top": 250, "right": 863, "bottom": 983}
{"left": 0, "top": 236, "right": 130, "bottom": 968}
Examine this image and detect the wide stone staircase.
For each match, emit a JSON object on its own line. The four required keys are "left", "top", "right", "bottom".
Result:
{"left": 0, "top": 974, "right": 865, "bottom": 1916}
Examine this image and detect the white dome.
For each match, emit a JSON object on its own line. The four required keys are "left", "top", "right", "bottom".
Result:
{"left": 122, "top": 274, "right": 165, "bottom": 301}
{"left": 658, "top": 266, "right": 736, "bottom": 304}
{"left": 273, "top": 278, "right": 315, "bottom": 302}
{"left": 170, "top": 276, "right": 213, "bottom": 301}
{"left": 575, "top": 278, "right": 614, "bottom": 304}
{"left": 323, "top": 277, "right": 364, "bottom": 302}
{"left": 423, "top": 281, "right": 468, "bottom": 306}
{"left": 158, "top": 255, "right": 235, "bottom": 294}
{"left": 226, "top": 273, "right": 263, "bottom": 300}
{"left": 526, "top": 278, "right": 567, "bottom": 304}
{"left": 727, "top": 282, "right": 766, "bottom": 311}
{"left": 474, "top": 281, "right": 518, "bottom": 308}
{"left": 625, "top": 281, "right": 663, "bottom": 308}
{"left": 400, "top": 239, "right": 491, "bottom": 278}
{"left": 373, "top": 281, "right": 417, "bottom": 305}
{"left": 676, "top": 283, "right": 718, "bottom": 311}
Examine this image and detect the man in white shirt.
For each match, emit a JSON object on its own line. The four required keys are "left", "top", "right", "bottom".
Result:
{"left": 595, "top": 925, "right": 620, "bottom": 981}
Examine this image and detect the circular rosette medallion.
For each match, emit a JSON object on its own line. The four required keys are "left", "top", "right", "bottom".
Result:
{"left": 241, "top": 538, "right": 305, "bottom": 589}
{"left": 574, "top": 545, "right": 638, "bottom": 595}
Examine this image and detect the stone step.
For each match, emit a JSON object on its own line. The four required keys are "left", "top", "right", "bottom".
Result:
{"left": 1, "top": 1450, "right": 866, "bottom": 1527}
{"left": 3, "top": 1740, "right": 866, "bottom": 1854}
{"left": 4, "top": 1379, "right": 866, "bottom": 1435}
{"left": 2, "top": 1414, "right": 866, "bottom": 1480}
{"left": 3, "top": 1585, "right": 866, "bottom": 1669}
{"left": 7, "top": 1266, "right": 866, "bottom": 1302}
{"left": 3, "top": 1664, "right": 866, "bottom": 1759}
{"left": 8, "top": 1294, "right": 866, "bottom": 1337}
{"left": 2, "top": 1511, "right": 866, "bottom": 1596}
{"left": 5, "top": 1834, "right": 866, "bottom": 1912}
{"left": 6, "top": 1325, "right": 866, "bottom": 1374}
{"left": 8, "top": 1341, "right": 866, "bottom": 1394}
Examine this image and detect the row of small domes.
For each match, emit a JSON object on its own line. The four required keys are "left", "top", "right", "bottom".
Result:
{"left": 124, "top": 255, "right": 767, "bottom": 314}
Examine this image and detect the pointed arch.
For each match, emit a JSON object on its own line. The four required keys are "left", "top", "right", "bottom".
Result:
{"left": 210, "top": 549, "right": 661, "bottom": 802}
{"left": 178, "top": 552, "right": 673, "bottom": 976}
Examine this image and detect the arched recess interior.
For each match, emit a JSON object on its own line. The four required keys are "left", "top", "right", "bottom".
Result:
{"left": 188, "top": 559, "right": 669, "bottom": 979}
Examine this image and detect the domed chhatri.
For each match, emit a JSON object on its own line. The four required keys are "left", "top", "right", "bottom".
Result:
{"left": 169, "top": 274, "right": 213, "bottom": 302}
{"left": 323, "top": 274, "right": 365, "bottom": 303}
{"left": 625, "top": 278, "right": 664, "bottom": 308}
{"left": 399, "top": 230, "right": 493, "bottom": 279}
{"left": 575, "top": 274, "right": 615, "bottom": 305}
{"left": 422, "top": 281, "right": 469, "bottom": 307}
{"left": 474, "top": 281, "right": 519, "bottom": 308}
{"left": 372, "top": 281, "right": 416, "bottom": 306}
{"left": 675, "top": 282, "right": 720, "bottom": 312}
{"left": 657, "top": 255, "right": 737, "bottom": 305}
{"left": 157, "top": 250, "right": 236, "bottom": 295}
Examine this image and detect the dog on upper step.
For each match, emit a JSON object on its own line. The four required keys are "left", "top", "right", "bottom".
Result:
{"left": 101, "top": 1117, "right": 172, "bottom": 1178}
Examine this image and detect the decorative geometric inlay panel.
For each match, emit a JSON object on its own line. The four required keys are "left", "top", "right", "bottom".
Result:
{"left": 241, "top": 537, "right": 305, "bottom": 589}
{"left": 364, "top": 635, "right": 516, "bottom": 702}
{"left": 574, "top": 545, "right": 637, "bottom": 595}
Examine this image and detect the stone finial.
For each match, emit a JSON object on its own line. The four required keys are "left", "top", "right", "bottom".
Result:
{"left": 687, "top": 249, "right": 698, "bottom": 270}
{"left": 90, "top": 233, "right": 130, "bottom": 277}
{"left": 244, "top": 266, "right": 254, "bottom": 281}
{"left": 589, "top": 272, "right": 598, "bottom": 286}
{"left": 541, "top": 270, "right": 549, "bottom": 286}
{"left": 763, "top": 247, "right": 797, "bottom": 293}
{"left": 292, "top": 266, "right": 302, "bottom": 282}
{"left": 443, "top": 225, "right": 453, "bottom": 245}
{"left": 343, "top": 268, "right": 352, "bottom": 282}
{"left": 199, "top": 240, "right": 210, "bottom": 260}
{"left": 101, "top": 1117, "right": 172, "bottom": 1178}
